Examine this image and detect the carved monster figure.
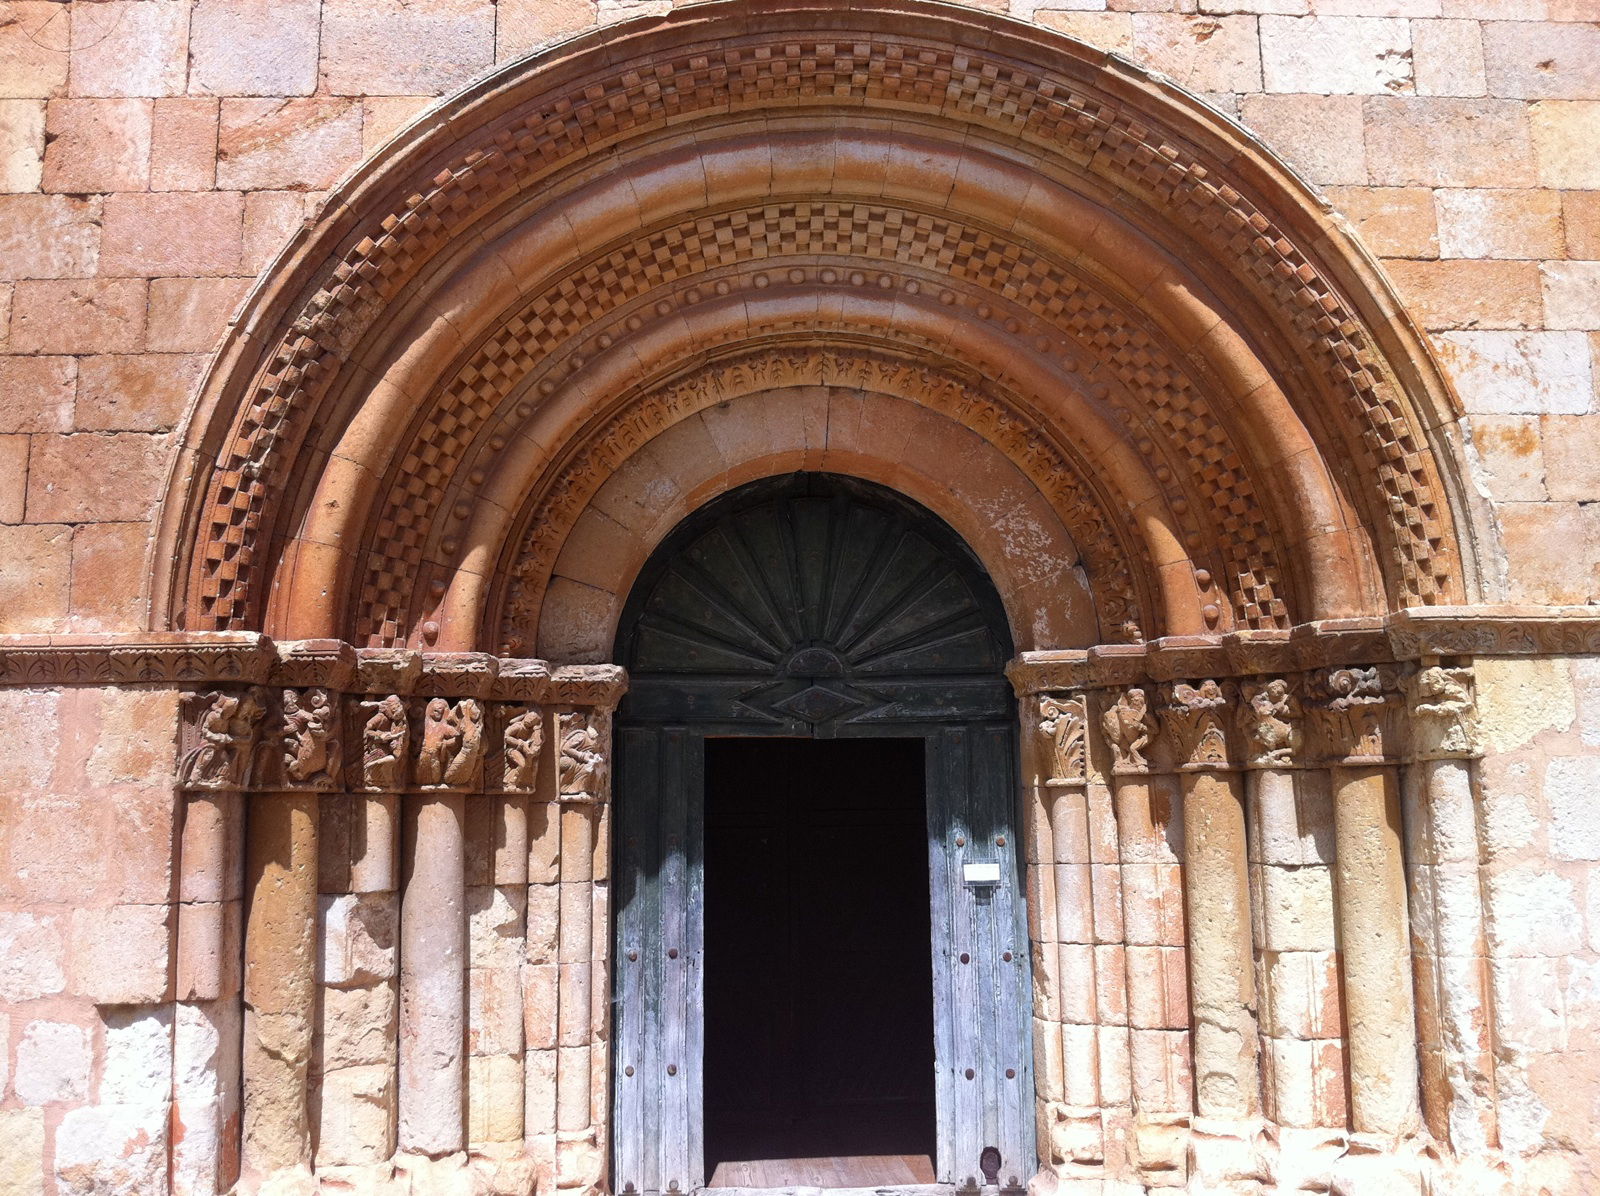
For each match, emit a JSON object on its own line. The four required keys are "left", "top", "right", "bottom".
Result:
{"left": 360, "top": 695, "right": 408, "bottom": 789}
{"left": 503, "top": 707, "right": 545, "bottom": 791}
{"left": 1414, "top": 665, "right": 1471, "bottom": 717}
{"left": 282, "top": 687, "right": 342, "bottom": 785}
{"left": 1243, "top": 678, "right": 1301, "bottom": 766}
{"left": 558, "top": 711, "right": 606, "bottom": 799}
{"left": 1038, "top": 694, "right": 1086, "bottom": 786}
{"left": 1168, "top": 679, "right": 1231, "bottom": 766}
{"left": 1101, "top": 687, "right": 1156, "bottom": 771}
{"left": 443, "top": 699, "right": 486, "bottom": 788}
{"left": 180, "top": 689, "right": 267, "bottom": 788}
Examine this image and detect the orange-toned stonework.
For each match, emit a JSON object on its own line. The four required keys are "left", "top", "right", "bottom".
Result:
{"left": 3, "top": 2, "right": 1600, "bottom": 1195}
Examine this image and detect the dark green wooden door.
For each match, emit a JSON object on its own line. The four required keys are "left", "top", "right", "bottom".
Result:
{"left": 611, "top": 475, "right": 1034, "bottom": 1192}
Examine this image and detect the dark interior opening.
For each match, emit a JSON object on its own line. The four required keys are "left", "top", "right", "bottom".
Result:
{"left": 703, "top": 737, "right": 937, "bottom": 1187}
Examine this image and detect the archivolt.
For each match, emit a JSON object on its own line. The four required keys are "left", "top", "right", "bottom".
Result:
{"left": 154, "top": 0, "right": 1478, "bottom": 651}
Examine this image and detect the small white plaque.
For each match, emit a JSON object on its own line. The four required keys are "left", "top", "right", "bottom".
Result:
{"left": 963, "top": 861, "right": 1001, "bottom": 886}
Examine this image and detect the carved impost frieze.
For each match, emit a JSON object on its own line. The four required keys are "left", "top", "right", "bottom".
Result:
{"left": 548, "top": 665, "right": 629, "bottom": 711}
{"left": 1310, "top": 664, "right": 1403, "bottom": 767}
{"left": 1036, "top": 693, "right": 1089, "bottom": 788}
{"left": 1145, "top": 638, "right": 1230, "bottom": 684}
{"left": 1405, "top": 664, "right": 1480, "bottom": 762}
{"left": 1100, "top": 686, "right": 1158, "bottom": 775}
{"left": 416, "top": 652, "right": 499, "bottom": 698}
{"left": 270, "top": 639, "right": 358, "bottom": 689}
{"left": 1238, "top": 676, "right": 1305, "bottom": 768}
{"left": 1387, "top": 605, "right": 1600, "bottom": 658}
{"left": 557, "top": 708, "right": 611, "bottom": 803}
{"left": 2, "top": 633, "right": 275, "bottom": 687}
{"left": 1162, "top": 679, "right": 1239, "bottom": 770}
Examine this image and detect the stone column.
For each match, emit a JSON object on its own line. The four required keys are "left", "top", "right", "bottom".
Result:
{"left": 1316, "top": 666, "right": 1421, "bottom": 1142}
{"left": 1101, "top": 685, "right": 1191, "bottom": 1187}
{"left": 1163, "top": 680, "right": 1261, "bottom": 1185}
{"left": 399, "top": 696, "right": 487, "bottom": 1155}
{"left": 1402, "top": 664, "right": 1493, "bottom": 1152}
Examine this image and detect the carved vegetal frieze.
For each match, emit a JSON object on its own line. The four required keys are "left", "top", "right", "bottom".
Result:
{"left": 1037, "top": 694, "right": 1088, "bottom": 787}
{"left": 502, "top": 706, "right": 545, "bottom": 792}
{"left": 1239, "top": 677, "right": 1303, "bottom": 768}
{"left": 1163, "top": 679, "right": 1236, "bottom": 769}
{"left": 1100, "top": 686, "right": 1157, "bottom": 774}
{"left": 359, "top": 695, "right": 409, "bottom": 791}
{"left": 557, "top": 709, "right": 609, "bottom": 802}
{"left": 1406, "top": 665, "right": 1479, "bottom": 761}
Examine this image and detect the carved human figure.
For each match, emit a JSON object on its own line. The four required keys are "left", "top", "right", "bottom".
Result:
{"left": 558, "top": 710, "right": 606, "bottom": 799}
{"left": 361, "top": 695, "right": 408, "bottom": 789}
{"left": 1409, "top": 665, "right": 1476, "bottom": 759}
{"left": 416, "top": 698, "right": 461, "bottom": 788}
{"left": 181, "top": 690, "right": 265, "bottom": 788}
{"left": 1243, "top": 678, "right": 1301, "bottom": 766}
{"left": 443, "top": 698, "right": 486, "bottom": 788}
{"left": 281, "top": 687, "right": 342, "bottom": 785}
{"left": 1037, "top": 694, "right": 1086, "bottom": 786}
{"left": 1101, "top": 686, "right": 1156, "bottom": 771}
{"left": 503, "top": 706, "right": 545, "bottom": 791}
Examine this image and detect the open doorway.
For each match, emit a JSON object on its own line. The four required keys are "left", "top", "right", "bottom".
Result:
{"left": 703, "top": 738, "right": 937, "bottom": 1188}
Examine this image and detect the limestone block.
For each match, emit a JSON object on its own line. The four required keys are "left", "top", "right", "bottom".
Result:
{"left": 1476, "top": 656, "right": 1579, "bottom": 751}
{"left": 1261, "top": 16, "right": 1412, "bottom": 95}
{"left": 0, "top": 4, "right": 68, "bottom": 100}
{"left": 1259, "top": 866, "right": 1337, "bottom": 952}
{"left": 525, "top": 883, "right": 559, "bottom": 963}
{"left": 470, "top": 966, "right": 524, "bottom": 1057}
{"left": 88, "top": 687, "right": 182, "bottom": 789}
{"left": 1260, "top": 951, "right": 1341, "bottom": 1041}
{"left": 69, "top": 903, "right": 171, "bottom": 1004}
{"left": 54, "top": 1104, "right": 169, "bottom": 1196}
{"left": 0, "top": 1011, "right": 8, "bottom": 1096}
{"left": 468, "top": 884, "right": 526, "bottom": 971}
{"left": 1547, "top": 756, "right": 1600, "bottom": 861}
{"left": 0, "top": 687, "right": 61, "bottom": 792}
{"left": 1365, "top": 97, "right": 1535, "bottom": 188}
{"left": 467, "top": 1053, "right": 524, "bottom": 1145}
{"left": 1129, "top": 15, "right": 1261, "bottom": 94}
{"left": 243, "top": 191, "right": 312, "bottom": 274}
{"left": 41, "top": 98, "right": 151, "bottom": 192}
{"left": 1541, "top": 261, "right": 1600, "bottom": 332}
{"left": 0, "top": 912, "right": 64, "bottom": 1003}
{"left": 146, "top": 276, "right": 254, "bottom": 354}
{"left": 320, "top": 892, "right": 397, "bottom": 987}
{"left": 1489, "top": 867, "right": 1583, "bottom": 957}
{"left": 0, "top": 355, "right": 73, "bottom": 433}
{"left": 320, "top": 980, "right": 397, "bottom": 1071}
{"left": 319, "top": 0, "right": 497, "bottom": 97}
{"left": 1435, "top": 188, "right": 1564, "bottom": 260}
{"left": 1327, "top": 186, "right": 1438, "bottom": 259}
{"left": 1240, "top": 93, "right": 1367, "bottom": 187}
{"left": 1413, "top": 19, "right": 1486, "bottom": 98}
{"left": 1097, "top": 1024, "right": 1132, "bottom": 1106}
{"left": 1388, "top": 259, "right": 1542, "bottom": 330}
{"left": 217, "top": 98, "right": 363, "bottom": 192}
{"left": 0, "top": 526, "right": 72, "bottom": 631}
{"left": 9, "top": 279, "right": 146, "bottom": 355}
{"left": 1439, "top": 329, "right": 1597, "bottom": 413}
{"left": 67, "top": 1, "right": 188, "bottom": 97}
{"left": 0, "top": 437, "right": 26, "bottom": 523}
{"left": 174, "top": 1000, "right": 239, "bottom": 1103}
{"left": 150, "top": 98, "right": 219, "bottom": 191}
{"left": 190, "top": 0, "right": 320, "bottom": 97}
{"left": 1484, "top": 20, "right": 1600, "bottom": 100}
{"left": 101, "top": 192, "right": 245, "bottom": 279}
{"left": 69, "top": 523, "right": 154, "bottom": 630}
{"left": 102, "top": 1006, "right": 173, "bottom": 1107}
{"left": 1033, "top": 12, "right": 1134, "bottom": 58}
{"left": 316, "top": 1064, "right": 396, "bottom": 1166}
{"left": 524, "top": 1048, "right": 558, "bottom": 1137}
{"left": 496, "top": 0, "right": 598, "bottom": 60}
{"left": 1532, "top": 101, "right": 1600, "bottom": 189}
{"left": 0, "top": 191, "right": 96, "bottom": 283}
{"left": 0, "top": 1108, "right": 45, "bottom": 1196}
{"left": 14, "top": 1020, "right": 90, "bottom": 1106}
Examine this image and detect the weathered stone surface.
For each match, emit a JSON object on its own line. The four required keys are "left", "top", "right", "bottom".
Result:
{"left": 70, "top": 903, "right": 172, "bottom": 1003}
{"left": 1387, "top": 259, "right": 1542, "bottom": 329}
{"left": 0, "top": 99, "right": 43, "bottom": 192}
{"left": 9, "top": 279, "right": 146, "bottom": 354}
{"left": 1466, "top": 414, "right": 1545, "bottom": 502}
{"left": 1413, "top": 18, "right": 1486, "bottom": 98}
{"left": 0, "top": 911, "right": 64, "bottom": 1003}
{"left": 1239, "top": 94, "right": 1367, "bottom": 185}
{"left": 496, "top": 0, "right": 598, "bottom": 60}
{"left": 1261, "top": 16, "right": 1412, "bottom": 95}
{"left": 0, "top": 195, "right": 100, "bottom": 280}
{"left": 146, "top": 276, "right": 253, "bottom": 353}
{"left": 0, "top": 1108, "right": 45, "bottom": 1196}
{"left": 217, "top": 98, "right": 363, "bottom": 192}
{"left": 190, "top": 0, "right": 321, "bottom": 97}
{"left": 14, "top": 1020, "right": 90, "bottom": 1105}
{"left": 1541, "top": 261, "right": 1600, "bottom": 332}
{"left": 320, "top": 892, "right": 398, "bottom": 987}
{"left": 1547, "top": 757, "right": 1600, "bottom": 861}
{"left": 0, "top": 354, "right": 73, "bottom": 432}
{"left": 1328, "top": 186, "right": 1438, "bottom": 258}
{"left": 1437, "top": 331, "right": 1594, "bottom": 415}
{"left": 102, "top": 1006, "right": 174, "bottom": 1106}
{"left": 1434, "top": 188, "right": 1563, "bottom": 260}
{"left": 319, "top": 0, "right": 497, "bottom": 96}
{"left": 1531, "top": 101, "right": 1600, "bottom": 188}
{"left": 316, "top": 1064, "right": 395, "bottom": 1166}
{"left": 54, "top": 1103, "right": 169, "bottom": 1196}
{"left": 1131, "top": 15, "right": 1261, "bottom": 94}
{"left": 1365, "top": 96, "right": 1535, "bottom": 187}
{"left": 41, "top": 98, "right": 150, "bottom": 192}
{"left": 67, "top": 1, "right": 188, "bottom": 97}
{"left": 0, "top": 4, "right": 69, "bottom": 100}
{"left": 101, "top": 192, "right": 244, "bottom": 278}
{"left": 1484, "top": 20, "right": 1600, "bottom": 100}
{"left": 24, "top": 432, "right": 170, "bottom": 523}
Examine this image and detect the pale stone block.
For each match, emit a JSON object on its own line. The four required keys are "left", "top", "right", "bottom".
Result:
{"left": 1483, "top": 19, "right": 1600, "bottom": 100}
{"left": 100, "top": 191, "right": 244, "bottom": 278}
{"left": 1261, "top": 16, "right": 1413, "bottom": 94}
{"left": 1489, "top": 867, "right": 1583, "bottom": 956}
{"left": 149, "top": 97, "right": 218, "bottom": 191}
{"left": 468, "top": 884, "right": 526, "bottom": 970}
{"left": 319, "top": 0, "right": 497, "bottom": 96}
{"left": 174, "top": 999, "right": 237, "bottom": 1103}
{"left": 362, "top": 95, "right": 435, "bottom": 154}
{"left": 1532, "top": 101, "right": 1600, "bottom": 188}
{"left": 1130, "top": 14, "right": 1261, "bottom": 94}
{"left": 0, "top": 526, "right": 75, "bottom": 626}
{"left": 1366, "top": 96, "right": 1535, "bottom": 187}
{"left": 1575, "top": 658, "right": 1600, "bottom": 748}
{"left": 526, "top": 882, "right": 559, "bottom": 964}
{"left": 1413, "top": 18, "right": 1486, "bottom": 97}
{"left": 190, "top": 0, "right": 320, "bottom": 97}
{"left": 1034, "top": 13, "right": 1134, "bottom": 57}
{"left": 468, "top": 1053, "right": 525, "bottom": 1144}
{"left": 146, "top": 276, "right": 252, "bottom": 353}
{"left": 0, "top": 436, "right": 25, "bottom": 523}
{"left": 69, "top": 903, "right": 171, "bottom": 1003}
{"left": 1547, "top": 756, "right": 1600, "bottom": 861}
{"left": 1260, "top": 865, "right": 1337, "bottom": 952}
{"left": 67, "top": 2, "right": 189, "bottom": 97}
{"left": 524, "top": 1046, "right": 558, "bottom": 1135}
{"left": 1499, "top": 502, "right": 1600, "bottom": 606}
{"left": 0, "top": 194, "right": 101, "bottom": 280}
{"left": 242, "top": 191, "right": 310, "bottom": 273}
{"left": 0, "top": 4, "right": 69, "bottom": 100}
{"left": 1476, "top": 656, "right": 1579, "bottom": 752}
{"left": 0, "top": 1108, "right": 45, "bottom": 1196}
{"left": 316, "top": 1063, "right": 396, "bottom": 1166}
{"left": 216, "top": 98, "right": 363, "bottom": 192}
{"left": 42, "top": 97, "right": 151, "bottom": 192}
{"left": 1387, "top": 258, "right": 1542, "bottom": 329}
{"left": 522, "top": 962, "right": 558, "bottom": 1051}
{"left": 1326, "top": 185, "right": 1438, "bottom": 258}
{"left": 321, "top": 980, "right": 397, "bottom": 1071}
{"left": 0, "top": 99, "right": 43, "bottom": 191}
{"left": 1465, "top": 414, "right": 1546, "bottom": 503}
{"left": 496, "top": 0, "right": 598, "bottom": 59}
{"left": 102, "top": 1006, "right": 173, "bottom": 1107}
{"left": 53, "top": 1104, "right": 169, "bottom": 1196}
{"left": 1238, "top": 94, "right": 1367, "bottom": 185}
{"left": 1492, "top": 955, "right": 1565, "bottom": 1053}
{"left": 1437, "top": 330, "right": 1594, "bottom": 416}
{"left": 14, "top": 1021, "right": 90, "bottom": 1106}
{"left": 1541, "top": 261, "right": 1600, "bottom": 332}
{"left": 470, "top": 965, "right": 524, "bottom": 1057}
{"left": 9, "top": 279, "right": 146, "bottom": 355}
{"left": 320, "top": 892, "right": 397, "bottom": 987}
{"left": 0, "top": 912, "right": 64, "bottom": 1003}
{"left": 0, "top": 355, "right": 73, "bottom": 432}
{"left": 1434, "top": 188, "right": 1563, "bottom": 259}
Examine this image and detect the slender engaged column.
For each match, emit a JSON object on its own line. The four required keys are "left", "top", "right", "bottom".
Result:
{"left": 400, "top": 789, "right": 468, "bottom": 1153}
{"left": 1164, "top": 681, "right": 1260, "bottom": 1122}
{"left": 1317, "top": 667, "right": 1420, "bottom": 1139}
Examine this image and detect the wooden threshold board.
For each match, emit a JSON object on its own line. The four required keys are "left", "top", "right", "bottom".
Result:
{"left": 706, "top": 1155, "right": 937, "bottom": 1189}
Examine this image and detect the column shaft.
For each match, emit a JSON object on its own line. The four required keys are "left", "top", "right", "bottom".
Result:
{"left": 1332, "top": 764, "right": 1420, "bottom": 1136}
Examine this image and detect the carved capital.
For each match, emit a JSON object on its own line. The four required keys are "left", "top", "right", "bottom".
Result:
{"left": 1037, "top": 693, "right": 1089, "bottom": 787}
{"left": 358, "top": 694, "right": 410, "bottom": 792}
{"left": 273, "top": 686, "right": 344, "bottom": 790}
{"left": 179, "top": 687, "right": 270, "bottom": 791}
{"left": 1162, "top": 679, "right": 1238, "bottom": 770}
{"left": 1237, "top": 677, "right": 1304, "bottom": 768}
{"left": 558, "top": 708, "right": 610, "bottom": 802}
{"left": 415, "top": 696, "right": 487, "bottom": 790}
{"left": 1310, "top": 665, "right": 1402, "bottom": 765}
{"left": 1405, "top": 665, "right": 1479, "bottom": 761}
{"left": 1100, "top": 686, "right": 1157, "bottom": 774}
{"left": 500, "top": 705, "right": 546, "bottom": 793}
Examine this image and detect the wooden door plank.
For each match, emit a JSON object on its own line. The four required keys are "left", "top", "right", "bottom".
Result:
{"left": 685, "top": 734, "right": 707, "bottom": 1190}
{"left": 660, "top": 728, "right": 690, "bottom": 1193}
